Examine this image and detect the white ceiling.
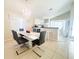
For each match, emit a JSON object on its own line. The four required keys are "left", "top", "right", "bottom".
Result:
{"left": 5, "top": 0, "right": 74, "bottom": 19}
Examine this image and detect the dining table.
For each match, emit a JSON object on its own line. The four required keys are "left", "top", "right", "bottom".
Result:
{"left": 18, "top": 31, "right": 40, "bottom": 48}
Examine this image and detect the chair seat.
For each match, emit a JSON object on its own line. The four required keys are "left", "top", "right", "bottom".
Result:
{"left": 32, "top": 39, "right": 39, "bottom": 46}
{"left": 18, "top": 37, "right": 28, "bottom": 44}
{"left": 32, "top": 31, "right": 46, "bottom": 46}
{"left": 32, "top": 39, "right": 41, "bottom": 46}
{"left": 12, "top": 30, "right": 29, "bottom": 55}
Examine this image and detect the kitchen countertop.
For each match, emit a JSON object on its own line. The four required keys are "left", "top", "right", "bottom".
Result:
{"left": 43, "top": 27, "right": 58, "bottom": 29}
{"left": 33, "top": 27, "right": 58, "bottom": 29}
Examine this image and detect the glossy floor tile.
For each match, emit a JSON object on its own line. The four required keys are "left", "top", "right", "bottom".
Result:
{"left": 5, "top": 39, "right": 74, "bottom": 59}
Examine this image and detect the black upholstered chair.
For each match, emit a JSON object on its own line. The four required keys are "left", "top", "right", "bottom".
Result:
{"left": 32, "top": 31, "right": 46, "bottom": 46}
{"left": 37, "top": 29, "right": 40, "bottom": 33}
{"left": 12, "top": 30, "right": 28, "bottom": 55}
{"left": 32, "top": 31, "right": 46, "bottom": 57}
{"left": 33, "top": 28, "right": 37, "bottom": 32}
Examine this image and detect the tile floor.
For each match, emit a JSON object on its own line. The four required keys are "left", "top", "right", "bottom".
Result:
{"left": 4, "top": 39, "right": 74, "bottom": 59}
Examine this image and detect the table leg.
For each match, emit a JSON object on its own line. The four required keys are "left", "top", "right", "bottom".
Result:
{"left": 28, "top": 41, "right": 32, "bottom": 48}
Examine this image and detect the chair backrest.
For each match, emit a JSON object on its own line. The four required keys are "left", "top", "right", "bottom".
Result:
{"left": 33, "top": 28, "right": 37, "bottom": 32}
{"left": 37, "top": 29, "right": 40, "bottom": 32}
{"left": 12, "top": 30, "right": 19, "bottom": 41}
{"left": 19, "top": 28, "right": 24, "bottom": 31}
{"left": 38, "top": 31, "right": 46, "bottom": 45}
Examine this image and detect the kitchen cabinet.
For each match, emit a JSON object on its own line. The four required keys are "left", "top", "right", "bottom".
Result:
{"left": 44, "top": 27, "right": 59, "bottom": 41}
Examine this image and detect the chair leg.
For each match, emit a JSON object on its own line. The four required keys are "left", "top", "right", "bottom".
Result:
{"left": 16, "top": 48, "right": 28, "bottom": 55}
{"left": 32, "top": 46, "right": 45, "bottom": 57}
{"left": 32, "top": 50, "right": 41, "bottom": 57}
{"left": 15, "top": 44, "right": 29, "bottom": 55}
{"left": 16, "top": 51, "right": 19, "bottom": 55}
{"left": 37, "top": 47, "right": 45, "bottom": 52}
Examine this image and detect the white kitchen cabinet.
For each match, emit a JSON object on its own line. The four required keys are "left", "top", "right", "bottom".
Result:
{"left": 45, "top": 27, "right": 59, "bottom": 41}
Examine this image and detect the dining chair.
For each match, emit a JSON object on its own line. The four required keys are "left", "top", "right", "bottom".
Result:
{"left": 32, "top": 31, "right": 46, "bottom": 57}
{"left": 12, "top": 30, "right": 29, "bottom": 55}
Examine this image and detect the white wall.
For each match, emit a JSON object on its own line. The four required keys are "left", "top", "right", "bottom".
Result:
{"left": 69, "top": 4, "right": 74, "bottom": 37}
{"left": 9, "top": 15, "right": 28, "bottom": 32}
{"left": 35, "top": 18, "right": 44, "bottom": 25}
{"left": 4, "top": 0, "right": 35, "bottom": 41}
